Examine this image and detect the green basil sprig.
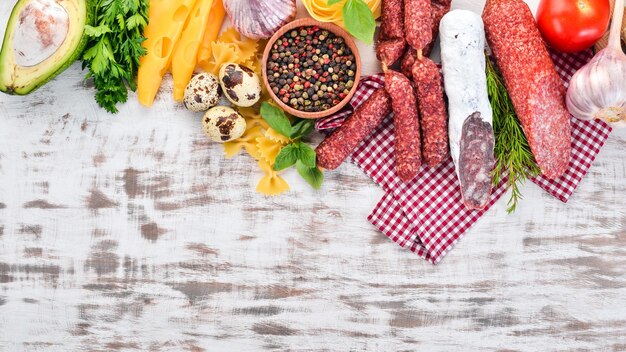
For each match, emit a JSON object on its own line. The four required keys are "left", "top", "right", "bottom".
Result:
{"left": 260, "top": 102, "right": 324, "bottom": 189}
{"left": 327, "top": 0, "right": 376, "bottom": 45}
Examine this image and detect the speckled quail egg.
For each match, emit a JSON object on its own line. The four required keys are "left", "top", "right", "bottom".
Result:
{"left": 218, "top": 63, "right": 262, "bottom": 107}
{"left": 202, "top": 106, "right": 247, "bottom": 143}
{"left": 183, "top": 73, "right": 221, "bottom": 112}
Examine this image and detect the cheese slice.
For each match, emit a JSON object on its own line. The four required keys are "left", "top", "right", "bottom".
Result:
{"left": 197, "top": 0, "right": 226, "bottom": 67}
{"left": 171, "top": 0, "right": 215, "bottom": 101}
{"left": 137, "top": 0, "right": 197, "bottom": 107}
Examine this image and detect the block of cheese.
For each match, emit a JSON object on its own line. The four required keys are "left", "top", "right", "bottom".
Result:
{"left": 197, "top": 0, "right": 226, "bottom": 68}
{"left": 137, "top": 0, "right": 197, "bottom": 107}
{"left": 171, "top": 0, "right": 215, "bottom": 101}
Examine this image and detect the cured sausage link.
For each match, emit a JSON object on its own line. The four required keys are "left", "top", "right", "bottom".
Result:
{"left": 483, "top": 0, "right": 571, "bottom": 179}
{"left": 404, "top": 0, "right": 432, "bottom": 51}
{"left": 385, "top": 70, "right": 422, "bottom": 182}
{"left": 381, "top": 0, "right": 404, "bottom": 39}
{"left": 376, "top": 38, "right": 406, "bottom": 68}
{"left": 316, "top": 88, "right": 392, "bottom": 170}
{"left": 412, "top": 57, "right": 449, "bottom": 167}
{"left": 440, "top": 10, "right": 494, "bottom": 210}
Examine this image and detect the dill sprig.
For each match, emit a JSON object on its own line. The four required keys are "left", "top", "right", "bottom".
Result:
{"left": 486, "top": 54, "right": 540, "bottom": 213}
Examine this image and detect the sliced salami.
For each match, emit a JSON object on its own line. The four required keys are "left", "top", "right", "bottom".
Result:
{"left": 412, "top": 57, "right": 449, "bottom": 167}
{"left": 316, "top": 88, "right": 392, "bottom": 170}
{"left": 385, "top": 70, "right": 422, "bottom": 182}
{"left": 483, "top": 0, "right": 571, "bottom": 179}
{"left": 440, "top": 10, "right": 494, "bottom": 210}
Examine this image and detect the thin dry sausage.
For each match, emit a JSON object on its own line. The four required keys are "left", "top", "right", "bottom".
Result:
{"left": 384, "top": 70, "right": 422, "bottom": 182}
{"left": 404, "top": 0, "right": 432, "bottom": 51}
{"left": 316, "top": 88, "right": 392, "bottom": 170}
{"left": 381, "top": 0, "right": 404, "bottom": 39}
{"left": 412, "top": 57, "right": 449, "bottom": 167}
{"left": 376, "top": 38, "right": 406, "bottom": 68}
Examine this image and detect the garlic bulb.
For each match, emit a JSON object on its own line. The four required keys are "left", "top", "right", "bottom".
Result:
{"left": 566, "top": 0, "right": 626, "bottom": 127}
{"left": 224, "top": 0, "right": 297, "bottom": 40}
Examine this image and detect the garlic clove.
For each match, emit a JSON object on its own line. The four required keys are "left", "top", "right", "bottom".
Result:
{"left": 566, "top": 0, "right": 626, "bottom": 128}
{"left": 223, "top": 0, "right": 297, "bottom": 40}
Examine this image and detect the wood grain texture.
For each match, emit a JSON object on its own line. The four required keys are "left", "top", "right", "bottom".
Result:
{"left": 1, "top": 0, "right": 625, "bottom": 351}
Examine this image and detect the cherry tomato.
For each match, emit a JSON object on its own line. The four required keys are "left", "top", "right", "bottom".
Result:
{"left": 536, "top": 0, "right": 611, "bottom": 53}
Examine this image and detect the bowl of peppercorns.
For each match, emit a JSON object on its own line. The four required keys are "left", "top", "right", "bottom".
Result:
{"left": 262, "top": 18, "right": 361, "bottom": 119}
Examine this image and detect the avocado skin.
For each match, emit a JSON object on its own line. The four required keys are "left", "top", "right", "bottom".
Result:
{"left": 0, "top": 0, "right": 94, "bottom": 95}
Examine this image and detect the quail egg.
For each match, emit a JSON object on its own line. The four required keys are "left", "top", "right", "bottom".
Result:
{"left": 218, "top": 63, "right": 262, "bottom": 107}
{"left": 202, "top": 106, "right": 246, "bottom": 143}
{"left": 183, "top": 73, "right": 220, "bottom": 112}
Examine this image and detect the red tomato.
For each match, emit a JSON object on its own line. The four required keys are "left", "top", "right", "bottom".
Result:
{"left": 536, "top": 0, "right": 611, "bottom": 53}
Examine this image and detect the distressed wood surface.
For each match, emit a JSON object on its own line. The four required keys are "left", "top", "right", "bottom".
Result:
{"left": 1, "top": 1, "right": 625, "bottom": 351}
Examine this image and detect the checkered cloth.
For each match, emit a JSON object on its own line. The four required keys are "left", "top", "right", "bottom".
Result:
{"left": 316, "top": 49, "right": 612, "bottom": 264}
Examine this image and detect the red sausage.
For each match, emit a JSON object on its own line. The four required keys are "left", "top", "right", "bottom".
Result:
{"left": 422, "top": 0, "right": 452, "bottom": 58}
{"left": 376, "top": 38, "right": 406, "bottom": 68}
{"left": 385, "top": 70, "right": 422, "bottom": 182}
{"left": 483, "top": 0, "right": 571, "bottom": 179}
{"left": 412, "top": 57, "right": 449, "bottom": 167}
{"left": 381, "top": 0, "right": 404, "bottom": 39}
{"left": 316, "top": 89, "right": 392, "bottom": 170}
{"left": 404, "top": 0, "right": 432, "bottom": 51}
{"left": 400, "top": 49, "right": 417, "bottom": 79}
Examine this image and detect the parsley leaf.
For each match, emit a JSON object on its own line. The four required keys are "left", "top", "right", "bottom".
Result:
{"left": 328, "top": 0, "right": 343, "bottom": 4}
{"left": 82, "top": 0, "right": 149, "bottom": 113}
{"left": 343, "top": 0, "right": 375, "bottom": 45}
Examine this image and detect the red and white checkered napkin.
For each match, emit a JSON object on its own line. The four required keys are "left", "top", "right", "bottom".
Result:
{"left": 316, "top": 49, "right": 613, "bottom": 264}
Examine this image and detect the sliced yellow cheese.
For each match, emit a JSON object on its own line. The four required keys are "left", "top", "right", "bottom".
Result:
{"left": 197, "top": 0, "right": 226, "bottom": 67}
{"left": 137, "top": 0, "right": 197, "bottom": 107}
{"left": 171, "top": 0, "right": 215, "bottom": 101}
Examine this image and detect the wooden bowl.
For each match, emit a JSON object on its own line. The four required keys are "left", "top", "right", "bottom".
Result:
{"left": 262, "top": 18, "right": 362, "bottom": 119}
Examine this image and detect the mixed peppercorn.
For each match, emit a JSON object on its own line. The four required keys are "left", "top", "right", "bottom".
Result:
{"left": 266, "top": 26, "right": 357, "bottom": 113}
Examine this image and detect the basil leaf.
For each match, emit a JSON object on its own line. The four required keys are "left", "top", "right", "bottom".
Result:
{"left": 343, "top": 0, "right": 375, "bottom": 45}
{"left": 261, "top": 102, "right": 293, "bottom": 138}
{"left": 328, "top": 0, "right": 343, "bottom": 4}
{"left": 274, "top": 144, "right": 299, "bottom": 171}
{"left": 296, "top": 160, "right": 324, "bottom": 189}
{"left": 297, "top": 143, "right": 317, "bottom": 168}
{"left": 290, "top": 119, "right": 315, "bottom": 139}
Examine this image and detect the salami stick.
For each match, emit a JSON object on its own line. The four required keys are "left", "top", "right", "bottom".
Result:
{"left": 316, "top": 89, "right": 392, "bottom": 170}
{"left": 440, "top": 10, "right": 494, "bottom": 210}
{"left": 384, "top": 70, "right": 422, "bottom": 182}
{"left": 483, "top": 0, "right": 571, "bottom": 179}
{"left": 381, "top": 0, "right": 404, "bottom": 39}
{"left": 404, "top": 0, "right": 432, "bottom": 51}
{"left": 376, "top": 38, "right": 406, "bottom": 69}
{"left": 412, "top": 57, "right": 449, "bottom": 167}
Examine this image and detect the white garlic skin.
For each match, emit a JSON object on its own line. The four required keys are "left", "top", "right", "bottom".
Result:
{"left": 566, "top": 47, "right": 626, "bottom": 128}
{"left": 223, "top": 0, "right": 297, "bottom": 40}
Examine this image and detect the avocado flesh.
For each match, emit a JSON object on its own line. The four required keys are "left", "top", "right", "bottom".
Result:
{"left": 0, "top": 0, "right": 89, "bottom": 95}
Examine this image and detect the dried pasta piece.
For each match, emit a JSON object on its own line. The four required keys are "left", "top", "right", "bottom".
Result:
{"left": 264, "top": 127, "right": 291, "bottom": 144}
{"left": 256, "top": 135, "right": 284, "bottom": 165}
{"left": 223, "top": 124, "right": 264, "bottom": 159}
{"left": 218, "top": 28, "right": 259, "bottom": 63}
{"left": 256, "top": 159, "right": 290, "bottom": 196}
{"left": 198, "top": 42, "right": 240, "bottom": 75}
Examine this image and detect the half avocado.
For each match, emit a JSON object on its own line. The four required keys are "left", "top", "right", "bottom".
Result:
{"left": 0, "top": 0, "right": 91, "bottom": 95}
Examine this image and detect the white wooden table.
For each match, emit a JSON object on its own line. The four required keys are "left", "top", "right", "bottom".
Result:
{"left": 1, "top": 1, "right": 625, "bottom": 351}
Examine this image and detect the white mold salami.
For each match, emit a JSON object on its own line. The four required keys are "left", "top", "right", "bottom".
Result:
{"left": 440, "top": 10, "right": 494, "bottom": 210}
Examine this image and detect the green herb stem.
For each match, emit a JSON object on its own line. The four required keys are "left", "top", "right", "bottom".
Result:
{"left": 486, "top": 54, "right": 540, "bottom": 213}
